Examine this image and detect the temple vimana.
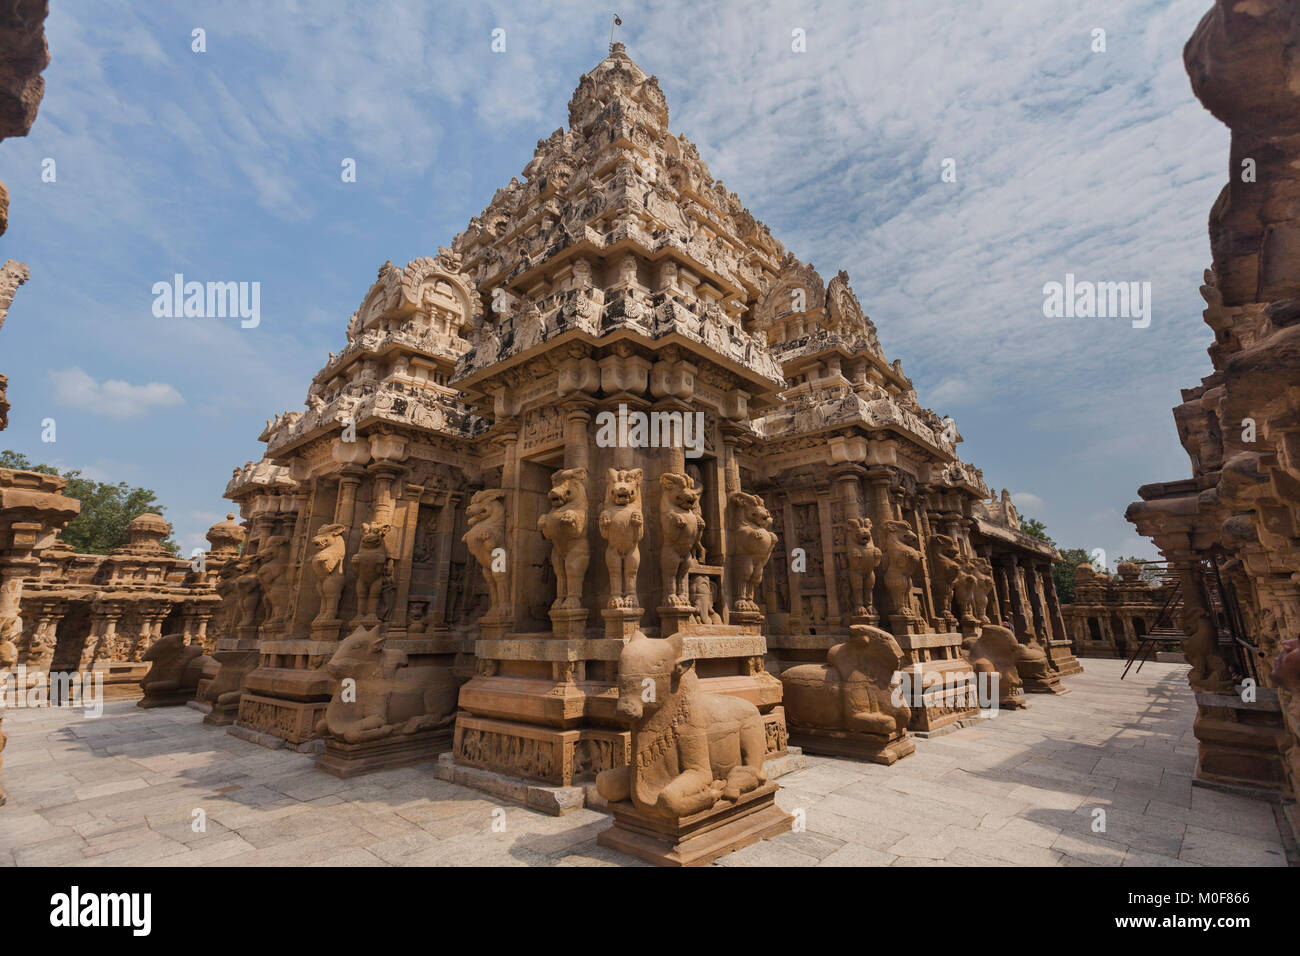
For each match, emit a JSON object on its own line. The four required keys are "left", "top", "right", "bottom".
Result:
{"left": 1, "top": 0, "right": 1297, "bottom": 867}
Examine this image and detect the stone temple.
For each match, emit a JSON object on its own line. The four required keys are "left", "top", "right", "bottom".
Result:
{"left": 5, "top": 5, "right": 1295, "bottom": 871}
{"left": 135, "top": 42, "right": 1084, "bottom": 861}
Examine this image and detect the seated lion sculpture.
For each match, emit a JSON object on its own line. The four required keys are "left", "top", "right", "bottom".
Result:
{"left": 596, "top": 631, "right": 766, "bottom": 819}
{"left": 139, "top": 634, "right": 213, "bottom": 708}
{"left": 781, "top": 625, "right": 911, "bottom": 738}
{"left": 963, "top": 625, "right": 1028, "bottom": 710}
{"left": 314, "top": 626, "right": 457, "bottom": 744}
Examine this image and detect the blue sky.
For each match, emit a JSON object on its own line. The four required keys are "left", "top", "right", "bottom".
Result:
{"left": 0, "top": 0, "right": 1225, "bottom": 563}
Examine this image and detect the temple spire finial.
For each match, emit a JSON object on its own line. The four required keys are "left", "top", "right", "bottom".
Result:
{"left": 609, "top": 13, "right": 622, "bottom": 52}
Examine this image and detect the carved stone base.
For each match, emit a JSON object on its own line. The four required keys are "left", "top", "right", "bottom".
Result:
{"left": 788, "top": 727, "right": 915, "bottom": 765}
{"left": 894, "top": 633, "right": 980, "bottom": 733}
{"left": 1021, "top": 671, "right": 1069, "bottom": 694}
{"left": 601, "top": 606, "right": 643, "bottom": 640}
{"left": 548, "top": 607, "right": 590, "bottom": 640}
{"left": 310, "top": 620, "right": 343, "bottom": 642}
{"left": 657, "top": 604, "right": 696, "bottom": 638}
{"left": 1047, "top": 640, "right": 1084, "bottom": 676}
{"left": 434, "top": 753, "right": 588, "bottom": 815}
{"left": 234, "top": 692, "right": 328, "bottom": 746}
{"left": 204, "top": 695, "right": 242, "bottom": 726}
{"left": 316, "top": 726, "right": 454, "bottom": 778}
{"left": 137, "top": 689, "right": 198, "bottom": 709}
{"left": 453, "top": 714, "right": 630, "bottom": 789}
{"left": 597, "top": 781, "right": 792, "bottom": 866}
{"left": 889, "top": 613, "right": 921, "bottom": 636}
{"left": 1192, "top": 690, "right": 1290, "bottom": 794}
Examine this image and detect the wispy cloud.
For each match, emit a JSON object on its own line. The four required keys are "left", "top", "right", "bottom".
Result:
{"left": 48, "top": 367, "right": 183, "bottom": 420}
{"left": 1, "top": 0, "right": 1219, "bottom": 560}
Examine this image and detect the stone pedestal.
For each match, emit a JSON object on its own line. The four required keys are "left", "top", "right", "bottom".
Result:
{"left": 787, "top": 726, "right": 915, "bottom": 765}
{"left": 597, "top": 781, "right": 791, "bottom": 866}
{"left": 201, "top": 639, "right": 259, "bottom": 726}
{"left": 895, "top": 631, "right": 979, "bottom": 735}
{"left": 1047, "top": 638, "right": 1084, "bottom": 676}
{"left": 316, "top": 725, "right": 454, "bottom": 778}
{"left": 231, "top": 639, "right": 336, "bottom": 748}
{"left": 1192, "top": 688, "right": 1291, "bottom": 796}
{"left": 449, "top": 623, "right": 793, "bottom": 813}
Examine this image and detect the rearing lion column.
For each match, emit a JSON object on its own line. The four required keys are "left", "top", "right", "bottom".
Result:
{"left": 599, "top": 468, "right": 644, "bottom": 608}
{"left": 310, "top": 523, "right": 348, "bottom": 624}
{"left": 538, "top": 467, "right": 589, "bottom": 610}
{"left": 881, "top": 519, "right": 924, "bottom": 630}
{"left": 659, "top": 472, "right": 705, "bottom": 607}
{"left": 845, "top": 516, "right": 882, "bottom": 620}
{"left": 462, "top": 489, "right": 510, "bottom": 619}
{"left": 729, "top": 492, "right": 777, "bottom": 613}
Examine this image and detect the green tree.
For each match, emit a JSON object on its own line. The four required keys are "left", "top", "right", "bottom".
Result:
{"left": 1019, "top": 516, "right": 1053, "bottom": 544}
{"left": 1017, "top": 516, "right": 1095, "bottom": 604}
{"left": 0, "top": 449, "right": 178, "bottom": 555}
{"left": 1052, "top": 547, "right": 1092, "bottom": 604}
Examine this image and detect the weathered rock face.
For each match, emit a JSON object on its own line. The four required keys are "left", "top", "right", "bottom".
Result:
{"left": 0, "top": 0, "right": 51, "bottom": 236}
{"left": 1128, "top": 0, "right": 1300, "bottom": 825}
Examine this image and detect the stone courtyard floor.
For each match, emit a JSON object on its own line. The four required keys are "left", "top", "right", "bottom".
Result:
{"left": 0, "top": 658, "right": 1290, "bottom": 866}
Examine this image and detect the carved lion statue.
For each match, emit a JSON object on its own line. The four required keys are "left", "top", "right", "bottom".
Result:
{"left": 598, "top": 468, "right": 644, "bottom": 608}
{"left": 972, "top": 556, "right": 995, "bottom": 622}
{"left": 538, "top": 466, "right": 589, "bottom": 610}
{"left": 953, "top": 553, "right": 980, "bottom": 624}
{"left": 139, "top": 634, "right": 213, "bottom": 708}
{"left": 881, "top": 520, "right": 923, "bottom": 619}
{"left": 928, "top": 534, "right": 961, "bottom": 620}
{"left": 255, "top": 536, "right": 292, "bottom": 628}
{"left": 963, "top": 624, "right": 1027, "bottom": 710}
{"left": 596, "top": 631, "right": 766, "bottom": 819}
{"left": 233, "top": 552, "right": 263, "bottom": 629}
{"left": 845, "top": 516, "right": 882, "bottom": 616}
{"left": 351, "top": 521, "right": 391, "bottom": 623}
{"left": 729, "top": 491, "right": 777, "bottom": 611}
{"left": 781, "top": 625, "right": 911, "bottom": 737}
{"left": 1183, "top": 603, "right": 1232, "bottom": 691}
{"left": 310, "top": 523, "right": 348, "bottom": 624}
{"left": 314, "top": 626, "right": 457, "bottom": 744}
{"left": 659, "top": 472, "right": 705, "bottom": 607}
{"left": 463, "top": 489, "right": 510, "bottom": 618}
